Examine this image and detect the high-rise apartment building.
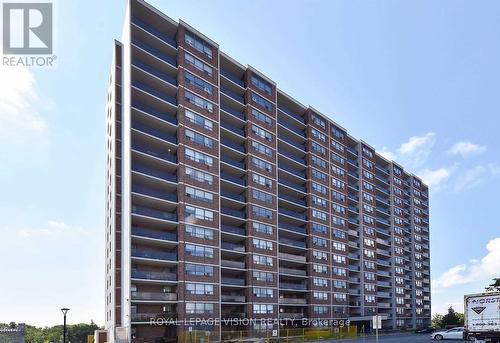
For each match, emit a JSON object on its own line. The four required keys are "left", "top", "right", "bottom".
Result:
{"left": 105, "top": 1, "right": 431, "bottom": 341}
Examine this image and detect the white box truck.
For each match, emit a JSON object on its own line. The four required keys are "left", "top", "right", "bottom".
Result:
{"left": 464, "top": 291, "right": 500, "bottom": 342}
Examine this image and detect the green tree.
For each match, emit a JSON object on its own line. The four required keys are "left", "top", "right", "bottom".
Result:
{"left": 486, "top": 278, "right": 500, "bottom": 292}
{"left": 441, "top": 306, "right": 464, "bottom": 328}
{"left": 432, "top": 314, "right": 444, "bottom": 328}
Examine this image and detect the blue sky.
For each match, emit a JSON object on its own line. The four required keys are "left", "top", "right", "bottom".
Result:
{"left": 0, "top": 0, "right": 499, "bottom": 327}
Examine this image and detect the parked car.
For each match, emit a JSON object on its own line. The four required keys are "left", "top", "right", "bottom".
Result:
{"left": 416, "top": 327, "right": 435, "bottom": 334}
{"left": 431, "top": 327, "right": 468, "bottom": 340}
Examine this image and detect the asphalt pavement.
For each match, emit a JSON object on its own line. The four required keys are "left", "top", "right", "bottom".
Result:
{"left": 318, "top": 332, "right": 465, "bottom": 342}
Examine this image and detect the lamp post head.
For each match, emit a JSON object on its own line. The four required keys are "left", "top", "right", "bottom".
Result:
{"left": 61, "top": 308, "right": 70, "bottom": 316}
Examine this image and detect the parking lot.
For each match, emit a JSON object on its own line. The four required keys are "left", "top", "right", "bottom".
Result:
{"left": 320, "top": 332, "right": 455, "bottom": 342}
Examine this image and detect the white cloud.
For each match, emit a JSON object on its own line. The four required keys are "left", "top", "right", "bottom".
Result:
{"left": 432, "top": 237, "right": 500, "bottom": 293}
{"left": 380, "top": 132, "right": 436, "bottom": 169}
{"left": 418, "top": 167, "right": 452, "bottom": 187}
{"left": 454, "top": 164, "right": 500, "bottom": 192}
{"left": 17, "top": 220, "right": 85, "bottom": 239}
{"left": 378, "top": 147, "right": 396, "bottom": 162}
{"left": 0, "top": 66, "right": 48, "bottom": 142}
{"left": 448, "top": 141, "right": 486, "bottom": 158}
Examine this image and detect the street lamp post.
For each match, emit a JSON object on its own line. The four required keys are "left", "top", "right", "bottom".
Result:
{"left": 61, "top": 308, "right": 70, "bottom": 343}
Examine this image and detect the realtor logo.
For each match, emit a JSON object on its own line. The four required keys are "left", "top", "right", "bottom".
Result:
{"left": 2, "top": 2, "right": 53, "bottom": 54}
{"left": 472, "top": 307, "right": 486, "bottom": 315}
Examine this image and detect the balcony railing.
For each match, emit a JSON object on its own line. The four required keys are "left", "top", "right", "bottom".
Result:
{"left": 131, "top": 312, "right": 176, "bottom": 322}
{"left": 131, "top": 17, "right": 178, "bottom": 48}
{"left": 279, "top": 282, "right": 307, "bottom": 290}
{"left": 221, "top": 191, "right": 246, "bottom": 202}
{"left": 279, "top": 208, "right": 306, "bottom": 220}
{"left": 221, "top": 260, "right": 245, "bottom": 269}
{"left": 132, "top": 184, "right": 178, "bottom": 202}
{"left": 221, "top": 156, "right": 245, "bottom": 169}
{"left": 131, "top": 205, "right": 177, "bottom": 222}
{"left": 132, "top": 59, "right": 177, "bottom": 86}
{"left": 279, "top": 222, "right": 306, "bottom": 234}
{"left": 280, "top": 313, "right": 305, "bottom": 319}
{"left": 131, "top": 292, "right": 177, "bottom": 301}
{"left": 280, "top": 298, "right": 307, "bottom": 304}
{"left": 279, "top": 194, "right": 306, "bottom": 206}
{"left": 221, "top": 138, "right": 245, "bottom": 153}
{"left": 278, "top": 105, "right": 305, "bottom": 123}
{"left": 221, "top": 207, "right": 246, "bottom": 219}
{"left": 279, "top": 178, "right": 306, "bottom": 192}
{"left": 132, "top": 100, "right": 177, "bottom": 125}
{"left": 279, "top": 238, "right": 306, "bottom": 248}
{"left": 132, "top": 80, "right": 177, "bottom": 106}
{"left": 221, "top": 86, "right": 245, "bottom": 104}
{"left": 221, "top": 242, "right": 246, "bottom": 252}
{"left": 132, "top": 248, "right": 177, "bottom": 261}
{"left": 220, "top": 69, "right": 245, "bottom": 88}
{"left": 132, "top": 144, "right": 177, "bottom": 164}
{"left": 280, "top": 150, "right": 305, "bottom": 164}
{"left": 131, "top": 270, "right": 177, "bottom": 281}
{"left": 279, "top": 164, "right": 306, "bottom": 178}
{"left": 221, "top": 104, "right": 245, "bottom": 120}
{"left": 131, "top": 226, "right": 177, "bottom": 242}
{"left": 279, "top": 252, "right": 306, "bottom": 263}
{"left": 221, "top": 295, "right": 246, "bottom": 302}
{"left": 132, "top": 121, "right": 177, "bottom": 144}
{"left": 279, "top": 267, "right": 307, "bottom": 276}
{"left": 221, "top": 277, "right": 245, "bottom": 286}
{"left": 221, "top": 225, "right": 246, "bottom": 236}
{"left": 279, "top": 135, "right": 305, "bottom": 151}
{"left": 278, "top": 119, "right": 305, "bottom": 137}
{"left": 131, "top": 39, "right": 177, "bottom": 67}
{"left": 131, "top": 164, "right": 177, "bottom": 183}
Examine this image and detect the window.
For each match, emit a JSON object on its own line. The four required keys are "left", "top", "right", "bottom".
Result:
{"left": 185, "top": 52, "right": 212, "bottom": 76}
{"left": 253, "top": 304, "right": 273, "bottom": 314}
{"left": 251, "top": 75, "right": 272, "bottom": 95}
{"left": 363, "top": 158, "right": 373, "bottom": 168}
{"left": 363, "top": 170, "right": 373, "bottom": 180}
{"left": 253, "top": 238, "right": 273, "bottom": 250}
{"left": 363, "top": 181, "right": 374, "bottom": 191}
{"left": 312, "top": 182, "right": 327, "bottom": 194}
{"left": 253, "top": 254, "right": 273, "bottom": 266}
{"left": 186, "top": 302, "right": 214, "bottom": 314}
{"left": 252, "top": 222, "right": 273, "bottom": 235}
{"left": 186, "top": 263, "right": 214, "bottom": 277}
{"left": 364, "top": 261, "right": 375, "bottom": 269}
{"left": 331, "top": 152, "right": 345, "bottom": 165}
{"left": 333, "top": 254, "right": 346, "bottom": 264}
{"left": 252, "top": 156, "right": 272, "bottom": 172}
{"left": 311, "top": 128, "right": 326, "bottom": 141}
{"left": 312, "top": 155, "right": 327, "bottom": 168}
{"left": 311, "top": 114, "right": 326, "bottom": 128}
{"left": 252, "top": 108, "right": 272, "bottom": 126}
{"left": 331, "top": 140, "right": 344, "bottom": 152}
{"left": 186, "top": 185, "right": 213, "bottom": 202}
{"left": 332, "top": 242, "right": 346, "bottom": 252}
{"left": 333, "top": 229, "right": 346, "bottom": 239}
{"left": 362, "top": 146, "right": 373, "bottom": 158}
{"left": 312, "top": 195, "right": 327, "bottom": 208}
{"left": 332, "top": 204, "right": 346, "bottom": 215}
{"left": 313, "top": 250, "right": 328, "bottom": 261}
{"left": 365, "top": 283, "right": 376, "bottom": 292}
{"left": 185, "top": 224, "right": 214, "bottom": 240}
{"left": 333, "top": 293, "right": 347, "bottom": 302}
{"left": 253, "top": 287, "right": 273, "bottom": 298}
{"left": 185, "top": 205, "right": 214, "bottom": 222}
{"left": 312, "top": 222, "right": 328, "bottom": 234}
{"left": 313, "top": 264, "right": 328, "bottom": 274}
{"left": 331, "top": 126, "right": 345, "bottom": 140}
{"left": 186, "top": 283, "right": 214, "bottom": 295}
{"left": 334, "top": 280, "right": 347, "bottom": 289}
{"left": 185, "top": 243, "right": 214, "bottom": 258}
{"left": 252, "top": 124, "right": 273, "bottom": 141}
{"left": 185, "top": 109, "right": 213, "bottom": 131}
{"left": 185, "top": 147, "right": 213, "bottom": 166}
{"left": 313, "top": 305, "right": 329, "bottom": 314}
{"left": 313, "top": 291, "right": 328, "bottom": 301}
{"left": 252, "top": 205, "right": 273, "bottom": 219}
{"left": 185, "top": 167, "right": 213, "bottom": 185}
{"left": 185, "top": 71, "right": 213, "bottom": 94}
{"left": 312, "top": 209, "right": 327, "bottom": 221}
{"left": 331, "top": 165, "right": 345, "bottom": 177}
{"left": 253, "top": 270, "right": 273, "bottom": 282}
{"left": 313, "top": 277, "right": 328, "bottom": 287}
{"left": 251, "top": 92, "right": 272, "bottom": 111}
{"left": 185, "top": 31, "right": 212, "bottom": 58}
{"left": 185, "top": 90, "right": 213, "bottom": 112}
{"left": 312, "top": 142, "right": 326, "bottom": 154}
{"left": 252, "top": 189, "right": 273, "bottom": 203}
{"left": 365, "top": 272, "right": 375, "bottom": 281}
{"left": 252, "top": 173, "right": 273, "bottom": 188}
{"left": 333, "top": 267, "right": 346, "bottom": 277}
{"left": 311, "top": 169, "right": 327, "bottom": 181}
{"left": 251, "top": 140, "right": 273, "bottom": 157}
{"left": 365, "top": 295, "right": 376, "bottom": 303}
{"left": 331, "top": 177, "right": 345, "bottom": 189}
{"left": 332, "top": 190, "right": 346, "bottom": 202}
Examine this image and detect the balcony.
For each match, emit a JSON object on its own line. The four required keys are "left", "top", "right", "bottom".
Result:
{"left": 221, "top": 277, "right": 245, "bottom": 286}
{"left": 279, "top": 178, "right": 306, "bottom": 193}
{"left": 279, "top": 252, "right": 306, "bottom": 263}
{"left": 280, "top": 298, "right": 307, "bottom": 304}
{"left": 221, "top": 156, "right": 245, "bottom": 169}
{"left": 278, "top": 105, "right": 305, "bottom": 123}
{"left": 131, "top": 226, "right": 177, "bottom": 242}
{"left": 221, "top": 225, "right": 246, "bottom": 236}
{"left": 132, "top": 59, "right": 177, "bottom": 86}
{"left": 221, "top": 191, "right": 246, "bottom": 202}
{"left": 132, "top": 249, "right": 177, "bottom": 261}
{"left": 279, "top": 208, "right": 306, "bottom": 220}
{"left": 221, "top": 295, "right": 246, "bottom": 303}
{"left": 279, "top": 222, "right": 306, "bottom": 234}
{"left": 221, "top": 104, "right": 245, "bottom": 121}
{"left": 280, "top": 282, "right": 307, "bottom": 290}
{"left": 131, "top": 39, "right": 177, "bottom": 67}
{"left": 132, "top": 144, "right": 177, "bottom": 164}
{"left": 280, "top": 312, "right": 305, "bottom": 319}
{"left": 279, "top": 164, "right": 306, "bottom": 178}
{"left": 131, "top": 292, "right": 177, "bottom": 301}
{"left": 131, "top": 312, "right": 176, "bottom": 322}
{"left": 221, "top": 242, "right": 246, "bottom": 252}
{"left": 220, "top": 172, "right": 246, "bottom": 186}
{"left": 278, "top": 119, "right": 305, "bottom": 137}
{"left": 132, "top": 205, "right": 177, "bottom": 222}
{"left": 132, "top": 164, "right": 177, "bottom": 183}
{"left": 279, "top": 135, "right": 305, "bottom": 151}
{"left": 131, "top": 17, "right": 177, "bottom": 48}
{"left": 132, "top": 184, "right": 178, "bottom": 202}
{"left": 221, "top": 207, "right": 246, "bottom": 219}
{"left": 279, "top": 150, "right": 305, "bottom": 164}
{"left": 131, "top": 270, "right": 177, "bottom": 281}
{"left": 221, "top": 86, "right": 245, "bottom": 104}
{"left": 132, "top": 101, "right": 177, "bottom": 125}
{"left": 221, "top": 121, "right": 245, "bottom": 137}
{"left": 132, "top": 121, "right": 177, "bottom": 145}
{"left": 279, "top": 194, "right": 306, "bottom": 207}
{"left": 220, "top": 69, "right": 245, "bottom": 88}
{"left": 279, "top": 238, "right": 306, "bottom": 248}
{"left": 221, "top": 260, "right": 245, "bottom": 269}
{"left": 221, "top": 138, "right": 245, "bottom": 153}
{"left": 132, "top": 80, "right": 177, "bottom": 106}
{"left": 279, "top": 267, "right": 306, "bottom": 276}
